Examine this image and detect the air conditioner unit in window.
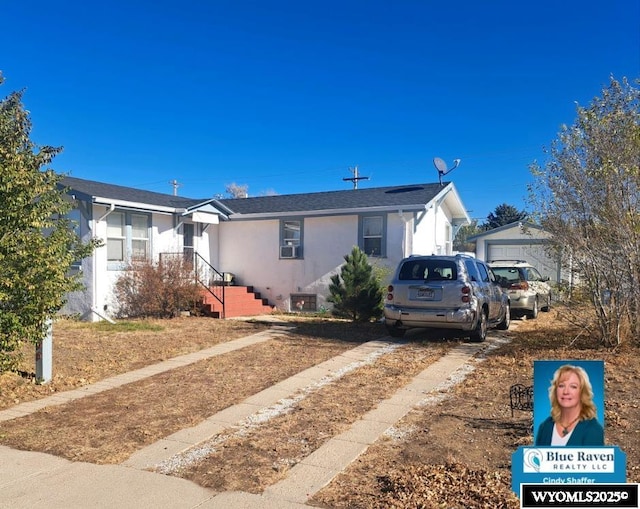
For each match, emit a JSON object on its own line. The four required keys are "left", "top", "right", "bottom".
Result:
{"left": 280, "top": 245, "right": 298, "bottom": 258}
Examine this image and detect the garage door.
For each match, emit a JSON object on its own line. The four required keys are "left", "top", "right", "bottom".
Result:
{"left": 488, "top": 243, "right": 559, "bottom": 282}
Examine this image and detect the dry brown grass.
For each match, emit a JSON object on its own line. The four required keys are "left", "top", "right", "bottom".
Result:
{"left": 0, "top": 317, "right": 271, "bottom": 410}
{"left": 1, "top": 310, "right": 639, "bottom": 508}
{"left": 312, "top": 310, "right": 640, "bottom": 508}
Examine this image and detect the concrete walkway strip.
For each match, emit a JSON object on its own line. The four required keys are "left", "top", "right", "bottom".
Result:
{"left": 124, "top": 339, "right": 401, "bottom": 471}
{"left": 0, "top": 328, "right": 287, "bottom": 423}
{"left": 0, "top": 323, "right": 507, "bottom": 509}
{"left": 259, "top": 340, "right": 490, "bottom": 507}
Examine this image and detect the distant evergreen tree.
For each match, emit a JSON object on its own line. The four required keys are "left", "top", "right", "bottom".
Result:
{"left": 328, "top": 247, "right": 383, "bottom": 322}
{"left": 483, "top": 203, "right": 528, "bottom": 230}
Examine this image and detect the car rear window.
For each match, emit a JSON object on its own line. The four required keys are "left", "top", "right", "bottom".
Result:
{"left": 492, "top": 267, "right": 521, "bottom": 284}
{"left": 398, "top": 260, "right": 457, "bottom": 281}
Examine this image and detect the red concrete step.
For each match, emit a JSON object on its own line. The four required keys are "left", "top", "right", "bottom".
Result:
{"left": 200, "top": 285, "right": 275, "bottom": 318}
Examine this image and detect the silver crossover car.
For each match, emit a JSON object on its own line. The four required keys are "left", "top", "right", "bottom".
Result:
{"left": 488, "top": 260, "right": 552, "bottom": 319}
{"left": 384, "top": 254, "right": 510, "bottom": 341}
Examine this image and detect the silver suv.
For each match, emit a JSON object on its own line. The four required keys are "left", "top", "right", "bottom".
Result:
{"left": 384, "top": 254, "right": 510, "bottom": 341}
{"left": 488, "top": 260, "right": 551, "bottom": 319}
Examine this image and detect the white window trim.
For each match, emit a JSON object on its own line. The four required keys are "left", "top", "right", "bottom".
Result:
{"left": 279, "top": 218, "right": 303, "bottom": 259}
{"left": 358, "top": 214, "right": 387, "bottom": 257}
{"left": 107, "top": 210, "right": 151, "bottom": 269}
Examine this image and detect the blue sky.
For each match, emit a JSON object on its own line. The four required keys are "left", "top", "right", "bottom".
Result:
{"left": 2, "top": 1, "right": 638, "bottom": 221}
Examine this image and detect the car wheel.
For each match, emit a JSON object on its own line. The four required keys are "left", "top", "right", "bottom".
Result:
{"left": 497, "top": 301, "right": 510, "bottom": 330}
{"left": 470, "top": 309, "right": 487, "bottom": 342}
{"left": 541, "top": 294, "right": 551, "bottom": 312}
{"left": 528, "top": 298, "right": 539, "bottom": 319}
{"left": 386, "top": 326, "right": 406, "bottom": 338}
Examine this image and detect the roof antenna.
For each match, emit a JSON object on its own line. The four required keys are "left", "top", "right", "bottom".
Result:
{"left": 343, "top": 165, "right": 369, "bottom": 189}
{"left": 433, "top": 157, "right": 460, "bottom": 186}
{"left": 169, "top": 179, "right": 182, "bottom": 196}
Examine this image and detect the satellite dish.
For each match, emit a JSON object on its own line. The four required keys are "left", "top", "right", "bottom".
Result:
{"left": 433, "top": 157, "right": 461, "bottom": 185}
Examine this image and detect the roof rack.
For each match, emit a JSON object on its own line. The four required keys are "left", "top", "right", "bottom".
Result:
{"left": 489, "top": 259, "right": 527, "bottom": 264}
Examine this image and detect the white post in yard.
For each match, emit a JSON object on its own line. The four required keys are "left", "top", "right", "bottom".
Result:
{"left": 35, "top": 318, "right": 53, "bottom": 383}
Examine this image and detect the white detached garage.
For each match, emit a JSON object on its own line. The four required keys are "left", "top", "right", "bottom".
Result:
{"left": 470, "top": 222, "right": 562, "bottom": 283}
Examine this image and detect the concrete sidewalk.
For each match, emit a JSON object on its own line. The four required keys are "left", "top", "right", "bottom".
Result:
{"left": 0, "top": 327, "right": 503, "bottom": 508}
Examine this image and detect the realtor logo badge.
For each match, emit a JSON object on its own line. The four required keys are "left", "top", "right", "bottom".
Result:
{"left": 522, "top": 447, "right": 615, "bottom": 474}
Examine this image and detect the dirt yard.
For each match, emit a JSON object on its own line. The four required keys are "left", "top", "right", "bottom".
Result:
{"left": 0, "top": 311, "right": 638, "bottom": 508}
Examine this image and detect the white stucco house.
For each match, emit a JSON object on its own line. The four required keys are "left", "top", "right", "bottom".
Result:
{"left": 60, "top": 176, "right": 470, "bottom": 320}
{"left": 469, "top": 221, "right": 563, "bottom": 283}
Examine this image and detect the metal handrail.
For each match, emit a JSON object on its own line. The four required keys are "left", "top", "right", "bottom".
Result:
{"left": 194, "top": 252, "right": 225, "bottom": 318}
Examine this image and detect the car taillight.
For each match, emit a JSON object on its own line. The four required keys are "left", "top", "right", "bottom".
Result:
{"left": 511, "top": 281, "right": 529, "bottom": 290}
{"left": 461, "top": 285, "right": 471, "bottom": 303}
{"left": 387, "top": 285, "right": 394, "bottom": 300}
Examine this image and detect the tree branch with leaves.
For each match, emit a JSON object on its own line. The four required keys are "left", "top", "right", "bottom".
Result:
{"left": 0, "top": 74, "right": 100, "bottom": 372}
{"left": 529, "top": 76, "right": 640, "bottom": 346}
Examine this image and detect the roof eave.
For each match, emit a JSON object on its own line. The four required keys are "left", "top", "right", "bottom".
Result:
{"left": 225, "top": 203, "right": 433, "bottom": 220}
{"left": 92, "top": 196, "right": 183, "bottom": 214}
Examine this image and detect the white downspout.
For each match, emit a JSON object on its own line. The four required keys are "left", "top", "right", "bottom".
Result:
{"left": 398, "top": 209, "right": 410, "bottom": 258}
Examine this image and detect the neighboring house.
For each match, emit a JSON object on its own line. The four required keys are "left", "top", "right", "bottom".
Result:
{"left": 469, "top": 221, "right": 563, "bottom": 283}
{"left": 60, "top": 176, "right": 470, "bottom": 319}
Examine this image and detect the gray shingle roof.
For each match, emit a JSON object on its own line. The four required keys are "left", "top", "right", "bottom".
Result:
{"left": 216, "top": 183, "right": 449, "bottom": 215}
{"left": 60, "top": 176, "right": 452, "bottom": 217}
{"left": 60, "top": 176, "right": 202, "bottom": 210}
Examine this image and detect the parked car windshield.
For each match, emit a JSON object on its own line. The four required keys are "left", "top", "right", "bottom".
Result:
{"left": 398, "top": 259, "right": 457, "bottom": 281}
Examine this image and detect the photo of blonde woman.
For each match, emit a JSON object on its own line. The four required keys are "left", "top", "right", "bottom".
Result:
{"left": 534, "top": 361, "right": 605, "bottom": 446}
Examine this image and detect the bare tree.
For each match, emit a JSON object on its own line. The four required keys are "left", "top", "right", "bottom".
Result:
{"left": 225, "top": 182, "right": 249, "bottom": 198}
{"left": 529, "top": 77, "right": 640, "bottom": 346}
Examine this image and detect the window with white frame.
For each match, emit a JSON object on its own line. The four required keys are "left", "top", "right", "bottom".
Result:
{"left": 359, "top": 214, "right": 386, "bottom": 257}
{"left": 131, "top": 214, "right": 150, "bottom": 259}
{"left": 280, "top": 219, "right": 303, "bottom": 259}
{"left": 107, "top": 211, "right": 126, "bottom": 262}
{"left": 107, "top": 210, "right": 150, "bottom": 265}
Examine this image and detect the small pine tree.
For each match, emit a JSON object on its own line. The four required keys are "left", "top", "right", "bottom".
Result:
{"left": 328, "top": 247, "right": 384, "bottom": 322}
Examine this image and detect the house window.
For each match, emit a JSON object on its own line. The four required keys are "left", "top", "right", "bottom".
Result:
{"left": 290, "top": 293, "right": 317, "bottom": 312}
{"left": 359, "top": 214, "right": 386, "bottom": 257}
{"left": 280, "top": 219, "right": 303, "bottom": 259}
{"left": 131, "top": 214, "right": 150, "bottom": 260}
{"left": 107, "top": 210, "right": 150, "bottom": 265}
{"left": 107, "top": 212, "right": 126, "bottom": 261}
